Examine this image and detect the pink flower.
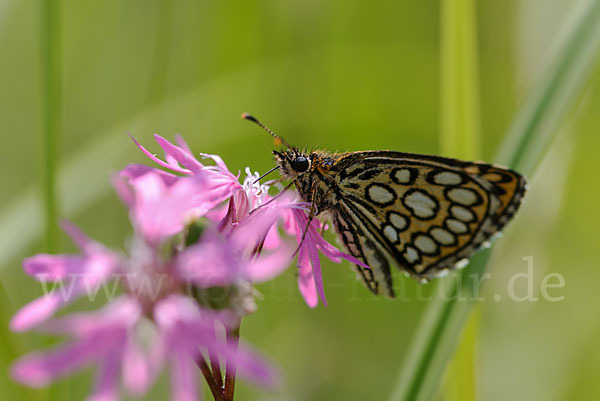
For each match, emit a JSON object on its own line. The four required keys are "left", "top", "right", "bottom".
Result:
{"left": 177, "top": 230, "right": 291, "bottom": 290}
{"left": 11, "top": 140, "right": 287, "bottom": 400}
{"left": 11, "top": 133, "right": 372, "bottom": 401}
{"left": 128, "top": 132, "right": 370, "bottom": 308}
{"left": 114, "top": 167, "right": 239, "bottom": 247}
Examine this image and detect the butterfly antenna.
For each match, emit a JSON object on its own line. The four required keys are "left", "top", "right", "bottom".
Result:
{"left": 241, "top": 113, "right": 294, "bottom": 149}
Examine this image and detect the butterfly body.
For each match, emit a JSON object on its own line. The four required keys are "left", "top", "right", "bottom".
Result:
{"left": 273, "top": 148, "right": 527, "bottom": 297}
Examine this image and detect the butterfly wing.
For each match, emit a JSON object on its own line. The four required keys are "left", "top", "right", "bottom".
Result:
{"left": 329, "top": 150, "right": 526, "bottom": 295}
{"left": 332, "top": 207, "right": 396, "bottom": 296}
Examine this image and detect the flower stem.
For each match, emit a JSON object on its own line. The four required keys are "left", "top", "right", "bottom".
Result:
{"left": 223, "top": 326, "right": 240, "bottom": 401}
{"left": 210, "top": 352, "right": 223, "bottom": 388}
{"left": 197, "top": 356, "right": 224, "bottom": 401}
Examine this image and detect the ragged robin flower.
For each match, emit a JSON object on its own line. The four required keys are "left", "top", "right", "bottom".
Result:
{"left": 10, "top": 133, "right": 369, "bottom": 401}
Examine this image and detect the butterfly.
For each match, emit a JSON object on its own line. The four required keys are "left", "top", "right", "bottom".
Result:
{"left": 243, "top": 114, "right": 527, "bottom": 297}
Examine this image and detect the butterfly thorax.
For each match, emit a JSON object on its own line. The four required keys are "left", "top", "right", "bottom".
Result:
{"left": 273, "top": 149, "right": 347, "bottom": 213}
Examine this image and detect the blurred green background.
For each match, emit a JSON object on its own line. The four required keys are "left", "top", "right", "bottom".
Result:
{"left": 1, "top": 1, "right": 600, "bottom": 400}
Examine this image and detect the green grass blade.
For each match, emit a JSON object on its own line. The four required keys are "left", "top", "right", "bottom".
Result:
{"left": 40, "top": 0, "right": 61, "bottom": 253}
{"left": 440, "top": 0, "right": 480, "bottom": 161}
{"left": 497, "top": 0, "right": 600, "bottom": 172}
{"left": 439, "top": 0, "right": 480, "bottom": 400}
{"left": 389, "top": 251, "right": 491, "bottom": 401}
{"left": 389, "top": 1, "right": 600, "bottom": 400}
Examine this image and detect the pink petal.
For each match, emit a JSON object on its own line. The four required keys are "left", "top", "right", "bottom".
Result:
{"left": 169, "top": 349, "right": 198, "bottom": 401}
{"left": 129, "top": 175, "right": 200, "bottom": 244}
{"left": 11, "top": 335, "right": 117, "bottom": 387}
{"left": 22, "top": 254, "right": 84, "bottom": 280}
{"left": 198, "top": 152, "right": 231, "bottom": 173}
{"left": 122, "top": 338, "right": 149, "bottom": 396}
{"left": 41, "top": 296, "right": 142, "bottom": 336}
{"left": 119, "top": 164, "right": 180, "bottom": 185}
{"left": 306, "top": 236, "right": 328, "bottom": 307}
{"left": 111, "top": 173, "right": 135, "bottom": 208}
{"left": 177, "top": 236, "right": 238, "bottom": 287}
{"left": 174, "top": 134, "right": 193, "bottom": 154}
{"left": 291, "top": 210, "right": 327, "bottom": 307}
{"left": 289, "top": 208, "right": 370, "bottom": 307}
{"left": 128, "top": 133, "right": 192, "bottom": 175}
{"left": 297, "top": 251, "right": 318, "bottom": 308}
{"left": 10, "top": 258, "right": 118, "bottom": 331}
{"left": 60, "top": 220, "right": 96, "bottom": 252}
{"left": 154, "top": 296, "right": 278, "bottom": 388}
{"left": 314, "top": 233, "right": 369, "bottom": 268}
{"left": 86, "top": 350, "right": 121, "bottom": 401}
{"left": 230, "top": 193, "right": 299, "bottom": 252}
{"left": 113, "top": 165, "right": 180, "bottom": 209}
{"left": 227, "top": 340, "right": 279, "bottom": 388}
{"left": 154, "top": 134, "right": 203, "bottom": 174}
{"left": 244, "top": 247, "right": 292, "bottom": 283}
{"left": 10, "top": 294, "right": 64, "bottom": 332}
{"left": 262, "top": 224, "right": 282, "bottom": 249}
{"left": 217, "top": 191, "right": 247, "bottom": 234}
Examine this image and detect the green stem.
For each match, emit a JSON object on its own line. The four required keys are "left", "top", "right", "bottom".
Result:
{"left": 40, "top": 2, "right": 64, "bottom": 400}
{"left": 40, "top": 0, "right": 61, "bottom": 252}
{"left": 439, "top": 0, "right": 480, "bottom": 400}
{"left": 440, "top": 0, "right": 480, "bottom": 160}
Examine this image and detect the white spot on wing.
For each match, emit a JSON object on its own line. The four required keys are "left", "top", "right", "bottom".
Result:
{"left": 368, "top": 184, "right": 395, "bottom": 205}
{"left": 414, "top": 234, "right": 438, "bottom": 254}
{"left": 450, "top": 205, "right": 475, "bottom": 222}
{"left": 433, "top": 171, "right": 462, "bottom": 185}
{"left": 383, "top": 225, "right": 398, "bottom": 243}
{"left": 404, "top": 246, "right": 420, "bottom": 263}
{"left": 446, "top": 218, "right": 468, "bottom": 234}
{"left": 404, "top": 190, "right": 437, "bottom": 219}
{"left": 389, "top": 212, "right": 408, "bottom": 231}
{"left": 430, "top": 227, "right": 456, "bottom": 245}
{"left": 394, "top": 169, "right": 412, "bottom": 184}
{"left": 447, "top": 188, "right": 479, "bottom": 205}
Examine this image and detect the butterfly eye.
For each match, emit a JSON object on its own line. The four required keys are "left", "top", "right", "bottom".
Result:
{"left": 291, "top": 156, "right": 309, "bottom": 172}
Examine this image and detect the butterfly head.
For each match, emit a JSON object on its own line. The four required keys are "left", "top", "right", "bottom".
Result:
{"left": 242, "top": 113, "right": 311, "bottom": 181}
{"left": 273, "top": 149, "right": 311, "bottom": 180}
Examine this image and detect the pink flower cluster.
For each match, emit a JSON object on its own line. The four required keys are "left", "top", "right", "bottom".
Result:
{"left": 10, "top": 134, "right": 366, "bottom": 401}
